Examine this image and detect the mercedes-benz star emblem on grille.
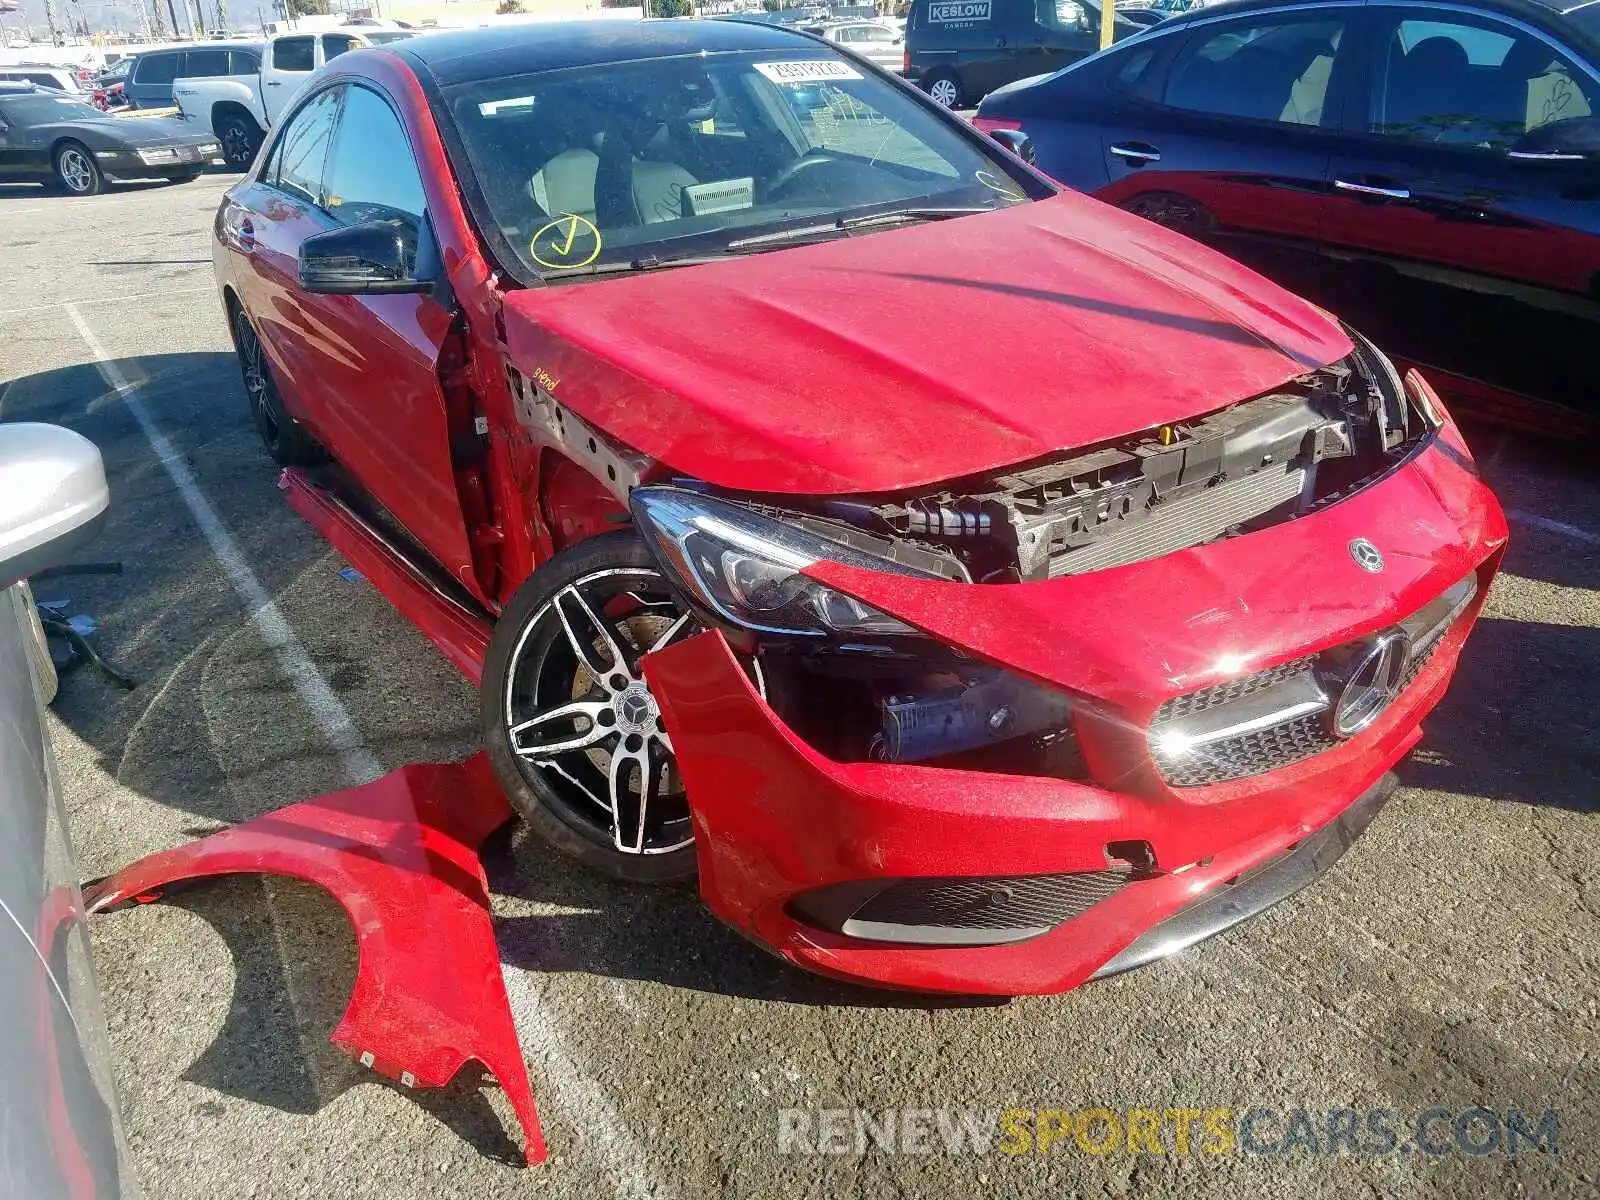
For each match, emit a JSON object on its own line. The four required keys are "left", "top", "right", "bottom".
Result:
{"left": 1333, "top": 631, "right": 1410, "bottom": 737}
{"left": 1349, "top": 537, "right": 1384, "bottom": 573}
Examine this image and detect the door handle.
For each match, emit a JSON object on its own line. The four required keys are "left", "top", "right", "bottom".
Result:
{"left": 266, "top": 80, "right": 282, "bottom": 86}
{"left": 1334, "top": 179, "right": 1410, "bottom": 200}
{"left": 1109, "top": 142, "right": 1161, "bottom": 164}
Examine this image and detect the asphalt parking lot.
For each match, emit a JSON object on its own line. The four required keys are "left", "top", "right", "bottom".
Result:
{"left": 3, "top": 172, "right": 1599, "bottom": 1199}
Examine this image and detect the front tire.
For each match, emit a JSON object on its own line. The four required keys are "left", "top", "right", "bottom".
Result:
{"left": 53, "top": 142, "right": 103, "bottom": 196}
{"left": 217, "top": 114, "right": 262, "bottom": 169}
{"left": 482, "top": 533, "right": 709, "bottom": 884}
{"left": 230, "top": 305, "right": 327, "bottom": 467}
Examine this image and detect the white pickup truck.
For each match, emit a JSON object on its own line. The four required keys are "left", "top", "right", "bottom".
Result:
{"left": 173, "top": 29, "right": 410, "bottom": 167}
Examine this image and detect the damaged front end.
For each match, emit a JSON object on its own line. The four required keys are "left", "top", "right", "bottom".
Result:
{"left": 627, "top": 345, "right": 1502, "bottom": 993}
{"left": 632, "top": 335, "right": 1438, "bottom": 776}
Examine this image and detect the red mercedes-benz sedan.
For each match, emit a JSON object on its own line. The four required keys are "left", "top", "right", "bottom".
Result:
{"left": 212, "top": 18, "right": 1506, "bottom": 994}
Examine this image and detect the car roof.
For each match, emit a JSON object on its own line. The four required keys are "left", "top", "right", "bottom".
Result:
{"left": 133, "top": 40, "right": 263, "bottom": 53}
{"left": 394, "top": 17, "right": 821, "bottom": 86}
{"left": 1157, "top": 0, "right": 1600, "bottom": 56}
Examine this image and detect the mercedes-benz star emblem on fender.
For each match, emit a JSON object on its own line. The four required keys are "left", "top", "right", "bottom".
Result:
{"left": 1349, "top": 537, "right": 1384, "bottom": 573}
{"left": 1333, "top": 631, "right": 1410, "bottom": 737}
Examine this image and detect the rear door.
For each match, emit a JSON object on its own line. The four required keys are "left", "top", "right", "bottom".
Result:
{"left": 1318, "top": 5, "right": 1600, "bottom": 402}
{"left": 180, "top": 45, "right": 232, "bottom": 81}
{"left": 262, "top": 35, "right": 316, "bottom": 123}
{"left": 1094, "top": 7, "right": 1355, "bottom": 276}
{"left": 128, "top": 50, "right": 178, "bottom": 107}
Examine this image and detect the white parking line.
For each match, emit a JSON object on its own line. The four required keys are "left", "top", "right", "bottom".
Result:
{"left": 66, "top": 302, "right": 382, "bottom": 785}
{"left": 1508, "top": 510, "right": 1600, "bottom": 546}
{"left": 63, "top": 302, "right": 667, "bottom": 1194}
{"left": 0, "top": 285, "right": 214, "bottom": 320}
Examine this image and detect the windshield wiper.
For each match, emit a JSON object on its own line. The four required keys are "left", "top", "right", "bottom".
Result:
{"left": 539, "top": 252, "right": 734, "bottom": 281}
{"left": 724, "top": 205, "right": 1000, "bottom": 251}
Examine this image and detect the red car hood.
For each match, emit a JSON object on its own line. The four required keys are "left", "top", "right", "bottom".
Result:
{"left": 501, "top": 192, "right": 1353, "bottom": 495}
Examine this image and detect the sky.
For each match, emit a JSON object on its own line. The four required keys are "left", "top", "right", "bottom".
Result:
{"left": 4, "top": 0, "right": 283, "bottom": 36}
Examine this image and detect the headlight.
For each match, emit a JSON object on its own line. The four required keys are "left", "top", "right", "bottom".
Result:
{"left": 629, "top": 486, "right": 942, "bottom": 639}
{"left": 136, "top": 147, "right": 179, "bottom": 164}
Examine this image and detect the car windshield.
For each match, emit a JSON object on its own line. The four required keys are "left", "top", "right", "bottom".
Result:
{"left": 0, "top": 94, "right": 104, "bottom": 123}
{"left": 442, "top": 49, "right": 1036, "bottom": 280}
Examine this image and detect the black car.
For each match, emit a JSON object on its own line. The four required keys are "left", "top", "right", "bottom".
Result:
{"left": 976, "top": 0, "right": 1600, "bottom": 426}
{"left": 0, "top": 83, "right": 221, "bottom": 195}
{"left": 904, "top": 0, "right": 1143, "bottom": 108}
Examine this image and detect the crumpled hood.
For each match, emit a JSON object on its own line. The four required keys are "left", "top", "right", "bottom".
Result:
{"left": 501, "top": 191, "right": 1353, "bottom": 495}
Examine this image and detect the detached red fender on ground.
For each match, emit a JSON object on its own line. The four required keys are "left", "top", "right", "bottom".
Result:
{"left": 81, "top": 754, "right": 546, "bottom": 1166}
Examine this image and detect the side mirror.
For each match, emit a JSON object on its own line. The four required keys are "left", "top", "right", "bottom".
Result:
{"left": 1509, "top": 115, "right": 1600, "bottom": 162}
{"left": 0, "top": 424, "right": 109, "bottom": 590}
{"left": 298, "top": 220, "right": 430, "bottom": 295}
{"left": 988, "top": 127, "right": 1037, "bottom": 165}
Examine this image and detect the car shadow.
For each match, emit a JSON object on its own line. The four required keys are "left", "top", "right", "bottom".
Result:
{"left": 146, "top": 875, "right": 524, "bottom": 1164}
{"left": 480, "top": 823, "right": 1007, "bottom": 1011}
{"left": 1398, "top": 616, "right": 1600, "bottom": 814}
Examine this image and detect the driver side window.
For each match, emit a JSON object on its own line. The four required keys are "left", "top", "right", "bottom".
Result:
{"left": 321, "top": 85, "right": 428, "bottom": 227}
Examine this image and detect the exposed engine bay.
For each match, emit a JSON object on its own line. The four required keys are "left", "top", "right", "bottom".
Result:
{"left": 817, "top": 343, "right": 1428, "bottom": 584}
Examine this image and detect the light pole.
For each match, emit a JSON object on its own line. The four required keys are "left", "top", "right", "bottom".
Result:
{"left": 1098, "top": 0, "right": 1114, "bottom": 49}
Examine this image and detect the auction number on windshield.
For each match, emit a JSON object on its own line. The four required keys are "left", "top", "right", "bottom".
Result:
{"left": 530, "top": 214, "right": 602, "bottom": 270}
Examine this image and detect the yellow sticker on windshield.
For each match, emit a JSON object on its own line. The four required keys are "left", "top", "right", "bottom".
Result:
{"left": 529, "top": 214, "right": 602, "bottom": 270}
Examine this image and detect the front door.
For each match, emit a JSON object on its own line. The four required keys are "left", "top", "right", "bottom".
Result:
{"left": 1320, "top": 6, "right": 1600, "bottom": 408}
{"left": 243, "top": 83, "right": 483, "bottom": 600}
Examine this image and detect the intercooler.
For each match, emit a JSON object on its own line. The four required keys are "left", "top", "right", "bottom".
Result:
{"left": 1048, "top": 466, "right": 1306, "bottom": 577}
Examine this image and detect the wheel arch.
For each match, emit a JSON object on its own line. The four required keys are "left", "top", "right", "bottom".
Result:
{"left": 211, "top": 99, "right": 263, "bottom": 133}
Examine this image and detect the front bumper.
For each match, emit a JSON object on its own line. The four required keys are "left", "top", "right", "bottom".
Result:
{"left": 643, "top": 407, "right": 1504, "bottom": 995}
{"left": 96, "top": 145, "right": 217, "bottom": 180}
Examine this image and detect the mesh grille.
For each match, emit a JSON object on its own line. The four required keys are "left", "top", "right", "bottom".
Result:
{"left": 1155, "top": 656, "right": 1316, "bottom": 722}
{"left": 850, "top": 872, "right": 1129, "bottom": 932}
{"left": 1398, "top": 628, "right": 1446, "bottom": 695}
{"left": 1157, "top": 712, "right": 1337, "bottom": 789}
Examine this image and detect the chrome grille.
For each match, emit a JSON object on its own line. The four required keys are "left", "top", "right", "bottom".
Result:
{"left": 1156, "top": 655, "right": 1315, "bottom": 722}
{"left": 1157, "top": 712, "right": 1336, "bottom": 788}
{"left": 1150, "top": 573, "right": 1477, "bottom": 788}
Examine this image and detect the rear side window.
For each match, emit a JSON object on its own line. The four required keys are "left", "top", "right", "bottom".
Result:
{"left": 1368, "top": 15, "right": 1596, "bottom": 149}
{"left": 182, "top": 48, "right": 231, "bottom": 78}
{"left": 322, "top": 33, "right": 361, "bottom": 60}
{"left": 271, "top": 86, "right": 342, "bottom": 203}
{"left": 273, "top": 36, "right": 316, "bottom": 73}
{"left": 135, "top": 53, "right": 178, "bottom": 84}
{"left": 1165, "top": 18, "right": 1344, "bottom": 125}
{"left": 1111, "top": 46, "right": 1157, "bottom": 91}
{"left": 230, "top": 50, "right": 261, "bottom": 74}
